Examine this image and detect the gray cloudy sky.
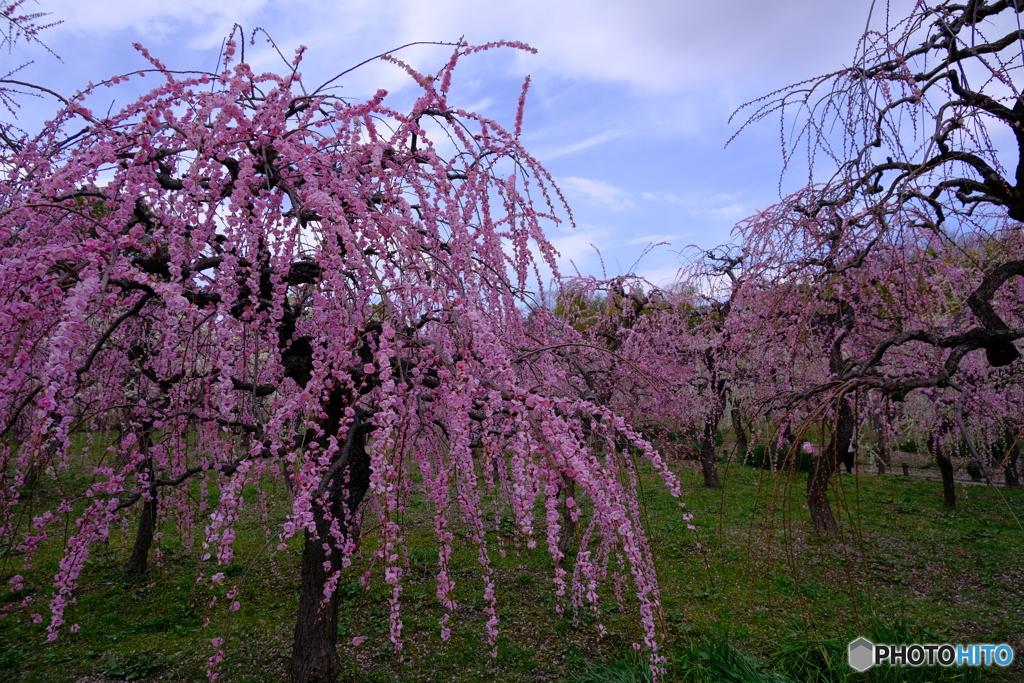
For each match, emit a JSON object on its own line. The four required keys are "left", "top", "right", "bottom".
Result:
{"left": 15, "top": 0, "right": 917, "bottom": 285}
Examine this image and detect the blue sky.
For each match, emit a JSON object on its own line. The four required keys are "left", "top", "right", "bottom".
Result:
{"left": 12, "top": 0, "right": 918, "bottom": 286}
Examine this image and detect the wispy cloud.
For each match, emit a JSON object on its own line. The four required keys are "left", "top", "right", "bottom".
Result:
{"left": 637, "top": 264, "right": 684, "bottom": 289}
{"left": 640, "top": 189, "right": 747, "bottom": 223}
{"left": 628, "top": 233, "right": 679, "bottom": 245}
{"left": 46, "top": 0, "right": 269, "bottom": 45}
{"left": 523, "top": 224, "right": 611, "bottom": 282}
{"left": 641, "top": 191, "right": 681, "bottom": 203}
{"left": 539, "top": 129, "right": 622, "bottom": 160}
{"left": 706, "top": 204, "right": 746, "bottom": 220}
{"left": 560, "top": 177, "right": 633, "bottom": 211}
{"left": 387, "top": 0, "right": 918, "bottom": 94}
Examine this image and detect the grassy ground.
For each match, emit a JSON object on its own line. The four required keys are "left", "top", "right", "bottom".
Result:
{"left": 1, "top": 442, "right": 1022, "bottom": 682}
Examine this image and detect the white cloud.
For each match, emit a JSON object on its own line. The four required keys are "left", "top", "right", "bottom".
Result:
{"left": 552, "top": 224, "right": 608, "bottom": 265}
{"left": 640, "top": 191, "right": 682, "bottom": 203}
{"left": 636, "top": 264, "right": 684, "bottom": 289}
{"left": 40, "top": 0, "right": 920, "bottom": 97}
{"left": 45, "top": 0, "right": 269, "bottom": 46}
{"left": 640, "top": 189, "right": 747, "bottom": 223}
{"left": 559, "top": 177, "right": 633, "bottom": 211}
{"left": 385, "top": 0, "right": 918, "bottom": 94}
{"left": 538, "top": 129, "right": 622, "bottom": 160}
{"left": 706, "top": 204, "right": 746, "bottom": 221}
{"left": 525, "top": 224, "right": 611, "bottom": 282}
{"left": 628, "top": 233, "right": 679, "bottom": 245}
{"left": 451, "top": 96, "right": 494, "bottom": 114}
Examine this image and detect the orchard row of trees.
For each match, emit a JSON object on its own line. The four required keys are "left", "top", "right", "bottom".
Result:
{"left": 538, "top": 0, "right": 1024, "bottom": 531}
{"left": 0, "top": 1, "right": 1021, "bottom": 681}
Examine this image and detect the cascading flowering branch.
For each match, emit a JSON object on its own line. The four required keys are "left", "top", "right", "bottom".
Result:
{"left": 0, "top": 36, "right": 682, "bottom": 674}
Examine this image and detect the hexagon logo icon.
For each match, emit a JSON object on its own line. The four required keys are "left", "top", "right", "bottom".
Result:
{"left": 848, "top": 637, "right": 874, "bottom": 671}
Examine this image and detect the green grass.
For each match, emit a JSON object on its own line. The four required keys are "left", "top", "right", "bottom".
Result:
{"left": 1, "top": 441, "right": 1022, "bottom": 681}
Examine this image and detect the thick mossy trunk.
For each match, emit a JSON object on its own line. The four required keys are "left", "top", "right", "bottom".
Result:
{"left": 125, "top": 427, "right": 157, "bottom": 576}
{"left": 288, "top": 407, "right": 372, "bottom": 683}
{"left": 289, "top": 522, "right": 346, "bottom": 683}
{"left": 806, "top": 452, "right": 839, "bottom": 535}
{"left": 806, "top": 396, "right": 853, "bottom": 535}
{"left": 699, "top": 444, "right": 722, "bottom": 489}
{"left": 124, "top": 490, "right": 157, "bottom": 576}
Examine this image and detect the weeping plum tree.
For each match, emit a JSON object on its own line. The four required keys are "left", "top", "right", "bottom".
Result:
{"left": 539, "top": 275, "right": 727, "bottom": 487}
{"left": 679, "top": 247, "right": 754, "bottom": 488}
{"left": 731, "top": 0, "right": 1024, "bottom": 531}
{"left": 0, "top": 33, "right": 684, "bottom": 682}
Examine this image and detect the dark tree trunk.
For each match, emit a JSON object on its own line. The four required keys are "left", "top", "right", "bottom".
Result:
{"left": 699, "top": 437, "right": 722, "bottom": 488}
{"left": 698, "top": 415, "right": 723, "bottom": 488}
{"left": 928, "top": 424, "right": 956, "bottom": 509}
{"left": 965, "top": 460, "right": 985, "bottom": 482}
{"left": 806, "top": 449, "right": 839, "bottom": 535}
{"left": 22, "top": 439, "right": 58, "bottom": 490}
{"left": 291, "top": 523, "right": 346, "bottom": 683}
{"left": 698, "top": 349, "right": 724, "bottom": 489}
{"left": 806, "top": 395, "right": 853, "bottom": 534}
{"left": 731, "top": 406, "right": 747, "bottom": 463}
{"left": 125, "top": 426, "right": 157, "bottom": 576}
{"left": 280, "top": 459, "right": 294, "bottom": 496}
{"left": 842, "top": 441, "right": 855, "bottom": 474}
{"left": 805, "top": 335, "right": 856, "bottom": 534}
{"left": 936, "top": 456, "right": 956, "bottom": 509}
{"left": 22, "top": 449, "right": 41, "bottom": 489}
{"left": 289, "top": 404, "right": 372, "bottom": 683}
{"left": 125, "top": 490, "right": 157, "bottom": 576}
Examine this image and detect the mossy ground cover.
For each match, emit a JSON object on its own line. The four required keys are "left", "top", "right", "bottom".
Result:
{"left": 1, "top": 440, "right": 1022, "bottom": 682}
